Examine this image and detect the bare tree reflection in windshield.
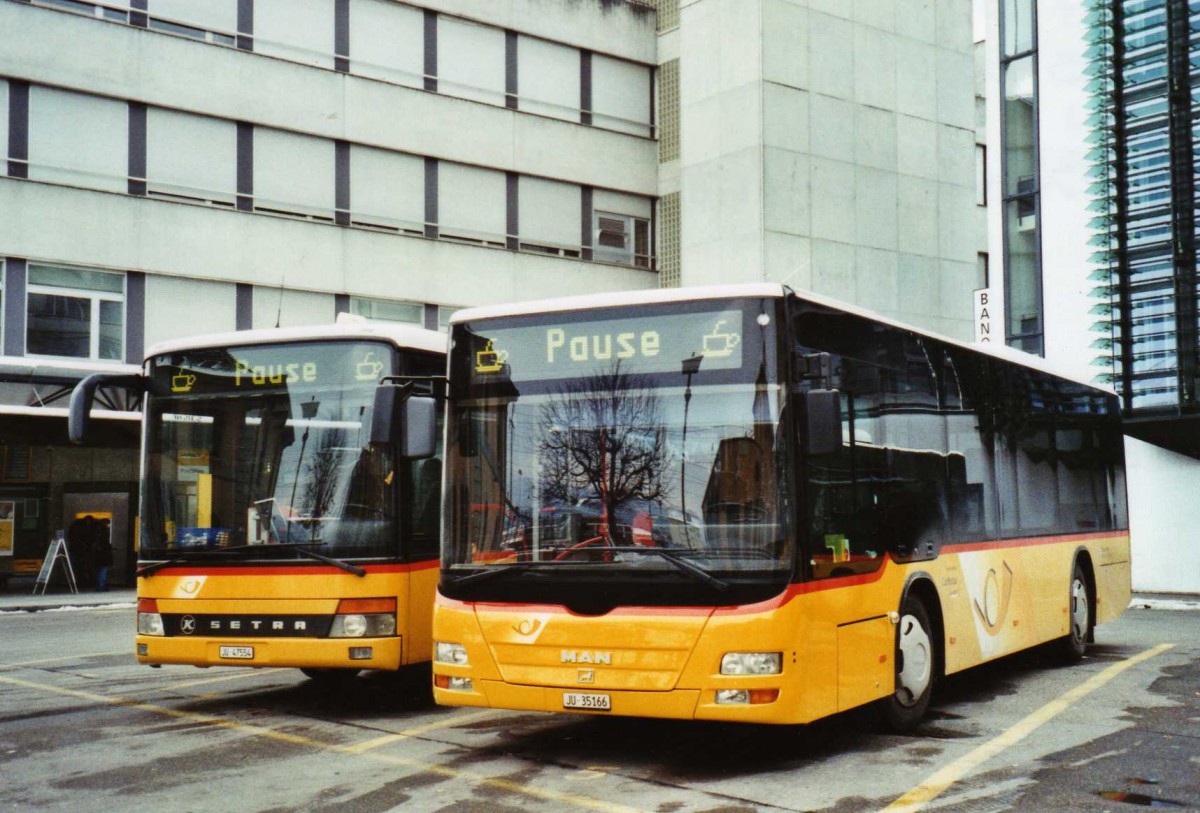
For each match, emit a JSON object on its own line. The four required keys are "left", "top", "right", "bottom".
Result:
{"left": 537, "top": 363, "right": 671, "bottom": 558}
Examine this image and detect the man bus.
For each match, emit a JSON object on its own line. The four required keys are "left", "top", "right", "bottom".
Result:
{"left": 428, "top": 284, "right": 1129, "bottom": 729}
{"left": 70, "top": 319, "right": 445, "bottom": 682}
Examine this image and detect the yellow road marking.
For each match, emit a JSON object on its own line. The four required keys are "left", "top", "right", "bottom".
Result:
{"left": 884, "top": 643, "right": 1176, "bottom": 812}
{"left": 0, "top": 674, "right": 644, "bottom": 813}
{"left": 343, "top": 709, "right": 504, "bottom": 754}
{"left": 0, "top": 651, "right": 126, "bottom": 671}
{"left": 110, "top": 667, "right": 289, "bottom": 696}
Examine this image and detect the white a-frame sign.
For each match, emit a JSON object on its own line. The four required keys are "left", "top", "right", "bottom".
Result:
{"left": 33, "top": 531, "right": 78, "bottom": 595}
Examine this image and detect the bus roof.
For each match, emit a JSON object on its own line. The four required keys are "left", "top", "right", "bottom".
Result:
{"left": 450, "top": 283, "right": 1114, "bottom": 395}
{"left": 450, "top": 283, "right": 788, "bottom": 323}
{"left": 145, "top": 318, "right": 448, "bottom": 361}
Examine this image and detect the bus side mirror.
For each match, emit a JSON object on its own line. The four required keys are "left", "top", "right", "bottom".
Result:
{"left": 370, "top": 385, "right": 437, "bottom": 459}
{"left": 802, "top": 389, "right": 842, "bottom": 456}
{"left": 69, "top": 373, "right": 144, "bottom": 444}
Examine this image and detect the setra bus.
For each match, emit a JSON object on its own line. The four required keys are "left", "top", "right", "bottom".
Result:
{"left": 429, "top": 284, "right": 1130, "bottom": 728}
{"left": 70, "top": 319, "right": 445, "bottom": 681}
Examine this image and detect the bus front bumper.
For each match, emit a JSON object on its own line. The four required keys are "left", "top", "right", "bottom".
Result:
{"left": 135, "top": 635, "right": 402, "bottom": 670}
{"left": 435, "top": 680, "right": 801, "bottom": 723}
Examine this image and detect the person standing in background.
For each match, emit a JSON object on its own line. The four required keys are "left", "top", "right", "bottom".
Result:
{"left": 95, "top": 519, "right": 114, "bottom": 592}
{"left": 66, "top": 515, "right": 95, "bottom": 589}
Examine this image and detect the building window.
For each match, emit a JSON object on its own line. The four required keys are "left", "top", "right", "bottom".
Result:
{"left": 350, "top": 297, "right": 423, "bottom": 325}
{"left": 653, "top": 0, "right": 680, "bottom": 32}
{"left": 0, "top": 80, "right": 8, "bottom": 170}
{"left": 438, "top": 162, "right": 506, "bottom": 246}
{"left": 591, "top": 54, "right": 652, "bottom": 138}
{"left": 254, "top": 127, "right": 336, "bottom": 221}
{"left": 519, "top": 177, "right": 582, "bottom": 257}
{"left": 659, "top": 60, "right": 680, "bottom": 163}
{"left": 254, "top": 0, "right": 335, "bottom": 69}
{"left": 146, "top": 107, "right": 237, "bottom": 206}
{"left": 28, "top": 86, "right": 127, "bottom": 194}
{"left": 147, "top": 0, "right": 237, "bottom": 46}
{"left": 517, "top": 35, "right": 581, "bottom": 122}
{"left": 975, "top": 144, "right": 987, "bottom": 206}
{"left": 437, "top": 16, "right": 506, "bottom": 107}
{"left": 594, "top": 211, "right": 651, "bottom": 268}
{"left": 1000, "top": 0, "right": 1041, "bottom": 356}
{"left": 437, "top": 306, "right": 460, "bottom": 331}
{"left": 1002, "top": 0, "right": 1035, "bottom": 57}
{"left": 349, "top": 0, "right": 424, "bottom": 88}
{"left": 34, "top": 0, "right": 128, "bottom": 22}
{"left": 26, "top": 265, "right": 125, "bottom": 361}
{"left": 658, "top": 192, "right": 680, "bottom": 287}
{"left": 349, "top": 145, "right": 425, "bottom": 234}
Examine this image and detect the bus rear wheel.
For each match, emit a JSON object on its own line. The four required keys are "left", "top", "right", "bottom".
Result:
{"left": 880, "top": 595, "right": 935, "bottom": 732}
{"left": 1057, "top": 560, "right": 1091, "bottom": 663}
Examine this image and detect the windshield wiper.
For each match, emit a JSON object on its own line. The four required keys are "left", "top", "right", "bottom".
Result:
{"left": 449, "top": 563, "right": 534, "bottom": 587}
{"left": 605, "top": 546, "right": 730, "bottom": 592}
{"left": 137, "top": 543, "right": 366, "bottom": 578}
{"left": 290, "top": 546, "right": 366, "bottom": 577}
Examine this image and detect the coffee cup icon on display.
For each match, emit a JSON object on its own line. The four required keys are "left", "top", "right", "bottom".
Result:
{"left": 355, "top": 352, "right": 384, "bottom": 382}
{"left": 701, "top": 321, "right": 741, "bottom": 358}
{"left": 475, "top": 340, "right": 508, "bottom": 374}
{"left": 171, "top": 373, "right": 197, "bottom": 393}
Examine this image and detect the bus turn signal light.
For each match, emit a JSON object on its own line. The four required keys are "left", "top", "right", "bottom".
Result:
{"left": 335, "top": 598, "right": 396, "bottom": 615}
{"left": 435, "top": 674, "right": 474, "bottom": 691}
{"left": 715, "top": 689, "right": 780, "bottom": 705}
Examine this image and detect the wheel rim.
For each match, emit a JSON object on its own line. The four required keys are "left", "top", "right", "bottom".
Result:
{"left": 896, "top": 613, "right": 932, "bottom": 706}
{"left": 1070, "top": 578, "right": 1088, "bottom": 643}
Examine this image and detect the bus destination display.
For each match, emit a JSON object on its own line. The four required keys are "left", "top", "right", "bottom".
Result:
{"left": 151, "top": 342, "right": 392, "bottom": 395}
{"left": 469, "top": 309, "right": 744, "bottom": 382}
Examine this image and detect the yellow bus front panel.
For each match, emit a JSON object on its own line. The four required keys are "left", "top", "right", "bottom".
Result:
{"left": 137, "top": 562, "right": 438, "bottom": 671}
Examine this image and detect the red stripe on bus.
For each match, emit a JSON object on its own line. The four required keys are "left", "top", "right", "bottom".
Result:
{"left": 942, "top": 530, "right": 1126, "bottom": 554}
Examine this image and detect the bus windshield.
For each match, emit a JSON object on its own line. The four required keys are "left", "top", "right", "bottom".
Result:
{"left": 443, "top": 298, "right": 792, "bottom": 598}
{"left": 141, "top": 340, "right": 415, "bottom": 560}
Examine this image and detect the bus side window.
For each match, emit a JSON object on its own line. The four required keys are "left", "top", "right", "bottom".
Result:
{"left": 806, "top": 358, "right": 887, "bottom": 580}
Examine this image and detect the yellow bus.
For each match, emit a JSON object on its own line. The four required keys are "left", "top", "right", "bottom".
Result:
{"left": 71, "top": 320, "right": 445, "bottom": 682}
{"left": 430, "top": 284, "right": 1130, "bottom": 728}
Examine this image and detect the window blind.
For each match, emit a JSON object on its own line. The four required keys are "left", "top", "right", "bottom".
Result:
{"left": 28, "top": 87, "right": 127, "bottom": 193}
{"left": 146, "top": 108, "right": 237, "bottom": 204}
{"left": 349, "top": 0, "right": 424, "bottom": 88}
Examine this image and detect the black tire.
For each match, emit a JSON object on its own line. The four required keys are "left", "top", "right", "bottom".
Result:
{"left": 300, "top": 667, "right": 361, "bottom": 683}
{"left": 1058, "top": 560, "right": 1091, "bottom": 663}
{"left": 880, "top": 595, "right": 935, "bottom": 732}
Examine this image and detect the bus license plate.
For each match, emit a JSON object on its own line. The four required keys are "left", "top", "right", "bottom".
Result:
{"left": 219, "top": 646, "right": 254, "bottom": 660}
{"left": 563, "top": 692, "right": 610, "bottom": 711}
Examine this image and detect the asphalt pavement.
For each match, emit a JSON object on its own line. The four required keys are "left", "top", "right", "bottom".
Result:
{"left": 0, "top": 576, "right": 136, "bottom": 612}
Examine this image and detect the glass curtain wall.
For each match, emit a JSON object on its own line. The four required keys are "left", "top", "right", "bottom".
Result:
{"left": 1090, "top": 0, "right": 1200, "bottom": 411}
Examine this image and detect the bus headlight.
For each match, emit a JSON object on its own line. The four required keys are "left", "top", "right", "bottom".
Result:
{"left": 720, "top": 652, "right": 782, "bottom": 675}
{"left": 435, "top": 642, "right": 469, "bottom": 665}
{"left": 329, "top": 598, "right": 397, "bottom": 638}
{"left": 137, "top": 599, "right": 164, "bottom": 636}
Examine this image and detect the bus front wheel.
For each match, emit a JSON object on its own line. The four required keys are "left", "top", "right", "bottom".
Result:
{"left": 880, "top": 595, "right": 934, "bottom": 732}
{"left": 1057, "top": 560, "right": 1091, "bottom": 663}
